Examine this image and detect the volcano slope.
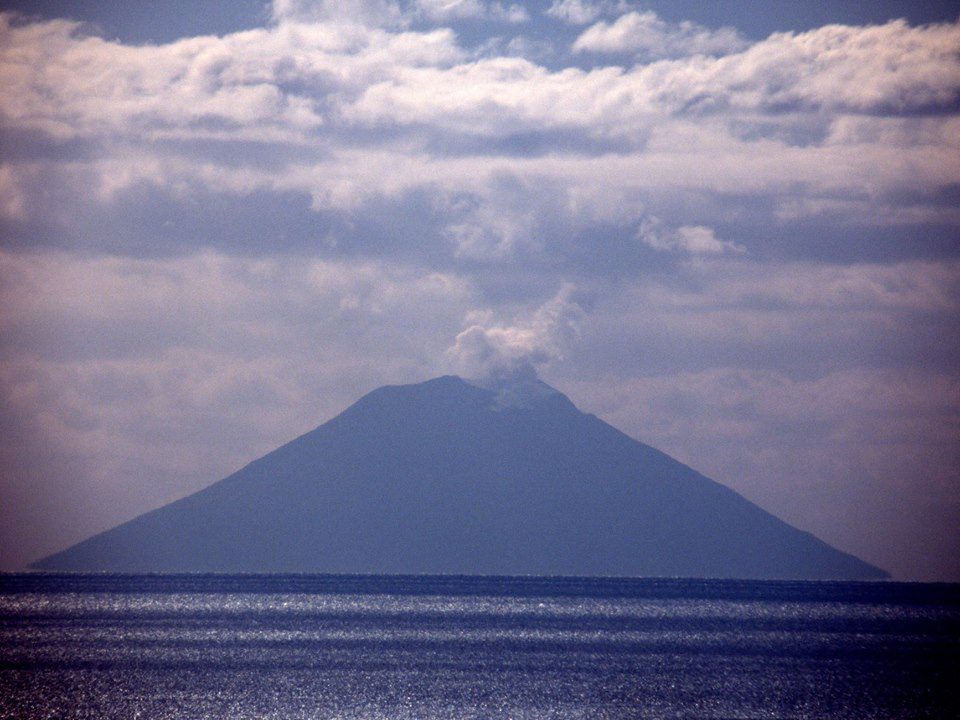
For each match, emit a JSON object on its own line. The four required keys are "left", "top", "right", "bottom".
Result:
{"left": 33, "top": 375, "right": 887, "bottom": 579}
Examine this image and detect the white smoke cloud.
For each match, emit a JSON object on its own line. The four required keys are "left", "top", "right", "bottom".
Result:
{"left": 444, "top": 285, "right": 586, "bottom": 382}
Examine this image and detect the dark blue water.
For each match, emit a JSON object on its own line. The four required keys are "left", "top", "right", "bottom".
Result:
{"left": 1, "top": 575, "right": 957, "bottom": 719}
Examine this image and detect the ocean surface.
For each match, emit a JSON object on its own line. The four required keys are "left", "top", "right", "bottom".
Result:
{"left": 0, "top": 575, "right": 957, "bottom": 719}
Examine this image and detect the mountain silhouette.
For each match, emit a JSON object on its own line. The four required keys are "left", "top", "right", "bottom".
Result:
{"left": 32, "top": 375, "right": 887, "bottom": 579}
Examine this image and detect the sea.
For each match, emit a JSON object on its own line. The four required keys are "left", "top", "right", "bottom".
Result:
{"left": 0, "top": 574, "right": 957, "bottom": 719}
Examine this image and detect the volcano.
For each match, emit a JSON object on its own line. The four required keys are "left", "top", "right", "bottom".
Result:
{"left": 32, "top": 375, "right": 886, "bottom": 579}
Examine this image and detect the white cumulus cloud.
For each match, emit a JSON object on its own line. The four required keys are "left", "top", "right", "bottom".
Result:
{"left": 638, "top": 218, "right": 745, "bottom": 255}
{"left": 573, "top": 10, "right": 747, "bottom": 58}
{"left": 546, "top": 0, "right": 627, "bottom": 25}
{"left": 414, "top": 0, "right": 528, "bottom": 23}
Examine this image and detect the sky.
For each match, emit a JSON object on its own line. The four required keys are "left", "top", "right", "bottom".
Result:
{"left": 0, "top": 0, "right": 958, "bottom": 580}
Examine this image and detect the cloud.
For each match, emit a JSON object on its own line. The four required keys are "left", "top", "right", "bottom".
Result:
{"left": 7, "top": 13, "right": 957, "bottom": 146}
{"left": 573, "top": 10, "right": 747, "bottom": 58}
{"left": 546, "top": 0, "right": 627, "bottom": 26}
{"left": 2, "top": 12, "right": 958, "bottom": 251}
{"left": 270, "top": 0, "right": 527, "bottom": 26}
{"left": 0, "top": 12, "right": 464, "bottom": 142}
{"left": 564, "top": 257, "right": 960, "bottom": 386}
{"left": 638, "top": 217, "right": 745, "bottom": 255}
{"left": 444, "top": 284, "right": 586, "bottom": 380}
{"left": 271, "top": 0, "right": 406, "bottom": 27}
{"left": 414, "top": 1, "right": 528, "bottom": 24}
{"left": 720, "top": 20, "right": 960, "bottom": 115}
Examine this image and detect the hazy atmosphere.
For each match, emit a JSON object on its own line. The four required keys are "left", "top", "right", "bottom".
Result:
{"left": 1, "top": 0, "right": 958, "bottom": 580}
